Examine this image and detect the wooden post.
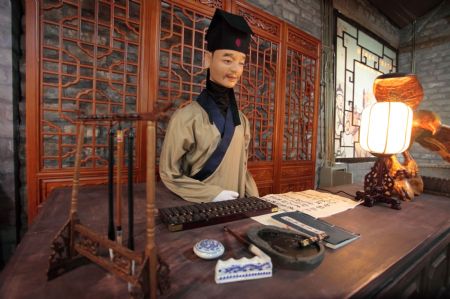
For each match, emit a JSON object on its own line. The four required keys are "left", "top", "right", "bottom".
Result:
{"left": 146, "top": 120, "right": 157, "bottom": 299}
{"left": 116, "top": 125, "right": 124, "bottom": 244}
{"left": 71, "top": 122, "right": 85, "bottom": 217}
{"left": 127, "top": 128, "right": 135, "bottom": 250}
{"left": 69, "top": 121, "right": 84, "bottom": 258}
{"left": 108, "top": 123, "right": 115, "bottom": 241}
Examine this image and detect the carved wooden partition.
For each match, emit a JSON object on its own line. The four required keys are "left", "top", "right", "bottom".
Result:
{"left": 26, "top": 0, "right": 149, "bottom": 222}
{"left": 153, "top": 0, "right": 321, "bottom": 195}
{"left": 25, "top": 0, "right": 320, "bottom": 222}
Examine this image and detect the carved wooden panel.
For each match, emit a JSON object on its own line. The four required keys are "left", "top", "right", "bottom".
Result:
{"left": 283, "top": 48, "right": 317, "bottom": 161}
{"left": 398, "top": 273, "right": 422, "bottom": 298}
{"left": 140, "top": 1, "right": 319, "bottom": 196}
{"left": 157, "top": 1, "right": 278, "bottom": 163}
{"left": 278, "top": 26, "right": 320, "bottom": 192}
{"left": 280, "top": 163, "right": 314, "bottom": 177}
{"left": 156, "top": 1, "right": 222, "bottom": 157}
{"left": 256, "top": 184, "right": 273, "bottom": 196}
{"left": 235, "top": 5, "right": 280, "bottom": 40}
{"left": 288, "top": 30, "right": 318, "bottom": 59}
{"left": 40, "top": 0, "right": 141, "bottom": 169}
{"left": 375, "top": 235, "right": 450, "bottom": 299}
{"left": 237, "top": 35, "right": 278, "bottom": 161}
{"left": 26, "top": 0, "right": 143, "bottom": 221}
{"left": 280, "top": 178, "right": 314, "bottom": 193}
{"left": 234, "top": 2, "right": 280, "bottom": 163}
{"left": 426, "top": 248, "right": 449, "bottom": 298}
{"left": 27, "top": 0, "right": 320, "bottom": 221}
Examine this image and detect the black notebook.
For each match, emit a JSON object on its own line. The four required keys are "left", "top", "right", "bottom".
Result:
{"left": 272, "top": 211, "right": 360, "bottom": 249}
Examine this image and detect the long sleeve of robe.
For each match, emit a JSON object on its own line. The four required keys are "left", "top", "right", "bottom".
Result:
{"left": 159, "top": 101, "right": 259, "bottom": 203}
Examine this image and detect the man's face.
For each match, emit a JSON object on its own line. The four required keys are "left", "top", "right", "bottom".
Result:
{"left": 205, "top": 49, "right": 246, "bottom": 88}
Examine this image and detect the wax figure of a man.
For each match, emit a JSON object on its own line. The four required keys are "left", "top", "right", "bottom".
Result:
{"left": 159, "top": 9, "right": 259, "bottom": 203}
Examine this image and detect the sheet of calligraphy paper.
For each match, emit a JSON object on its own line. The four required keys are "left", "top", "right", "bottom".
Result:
{"left": 252, "top": 190, "right": 362, "bottom": 226}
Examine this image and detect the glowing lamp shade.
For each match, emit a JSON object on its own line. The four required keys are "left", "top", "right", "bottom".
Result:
{"left": 359, "top": 102, "right": 413, "bottom": 155}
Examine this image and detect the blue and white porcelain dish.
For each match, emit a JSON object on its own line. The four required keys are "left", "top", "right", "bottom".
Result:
{"left": 193, "top": 239, "right": 225, "bottom": 259}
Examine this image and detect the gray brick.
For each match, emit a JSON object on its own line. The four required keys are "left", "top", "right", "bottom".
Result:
{"left": 282, "top": 10, "right": 297, "bottom": 23}
{"left": 0, "top": 158, "right": 13, "bottom": 174}
{"left": 0, "top": 48, "right": 12, "bottom": 66}
{"left": 0, "top": 100, "right": 12, "bottom": 121}
{"left": 424, "top": 81, "right": 447, "bottom": 89}
{"left": 0, "top": 0, "right": 11, "bottom": 9}
{"left": 0, "top": 26, "right": 11, "bottom": 48}
{"left": 281, "top": 1, "right": 300, "bottom": 14}
{"left": 0, "top": 136, "right": 13, "bottom": 154}
{"left": 0, "top": 10, "right": 10, "bottom": 27}
{"left": 0, "top": 67, "right": 12, "bottom": 85}
{"left": 402, "top": 2, "right": 450, "bottom": 168}
{"left": 0, "top": 121, "right": 12, "bottom": 138}
{"left": 248, "top": 0, "right": 321, "bottom": 39}
{"left": 0, "top": 85, "right": 12, "bottom": 101}
{"left": 0, "top": 170, "right": 14, "bottom": 191}
{"left": 252, "top": 0, "right": 273, "bottom": 8}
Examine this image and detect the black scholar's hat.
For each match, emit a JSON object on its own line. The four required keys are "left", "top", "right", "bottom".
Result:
{"left": 205, "top": 9, "right": 253, "bottom": 54}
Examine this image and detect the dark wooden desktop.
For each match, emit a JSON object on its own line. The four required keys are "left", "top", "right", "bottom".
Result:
{"left": 1, "top": 182, "right": 449, "bottom": 299}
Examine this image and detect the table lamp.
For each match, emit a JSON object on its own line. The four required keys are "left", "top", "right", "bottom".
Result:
{"left": 356, "top": 101, "right": 413, "bottom": 209}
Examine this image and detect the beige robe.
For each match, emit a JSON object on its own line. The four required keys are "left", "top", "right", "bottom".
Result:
{"left": 159, "top": 101, "right": 259, "bottom": 203}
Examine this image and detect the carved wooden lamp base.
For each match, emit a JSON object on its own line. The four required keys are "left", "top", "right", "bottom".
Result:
{"left": 355, "top": 157, "right": 402, "bottom": 210}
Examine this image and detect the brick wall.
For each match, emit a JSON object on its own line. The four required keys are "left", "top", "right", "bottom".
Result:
{"left": 334, "top": 0, "right": 399, "bottom": 48}
{"left": 0, "top": 0, "right": 15, "bottom": 269}
{"left": 247, "top": 0, "right": 322, "bottom": 38}
{"left": 399, "top": 1, "right": 450, "bottom": 177}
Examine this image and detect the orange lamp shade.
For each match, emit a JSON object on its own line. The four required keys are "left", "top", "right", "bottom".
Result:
{"left": 373, "top": 73, "right": 423, "bottom": 110}
{"left": 359, "top": 102, "right": 413, "bottom": 155}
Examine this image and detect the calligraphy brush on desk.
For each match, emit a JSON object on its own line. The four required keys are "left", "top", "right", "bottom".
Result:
{"left": 224, "top": 225, "right": 326, "bottom": 250}
{"left": 223, "top": 226, "right": 292, "bottom": 255}
{"left": 223, "top": 226, "right": 268, "bottom": 257}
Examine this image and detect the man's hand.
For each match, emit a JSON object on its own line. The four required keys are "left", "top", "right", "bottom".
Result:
{"left": 212, "top": 190, "right": 239, "bottom": 202}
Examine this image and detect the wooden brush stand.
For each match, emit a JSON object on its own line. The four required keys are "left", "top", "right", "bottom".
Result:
{"left": 47, "top": 111, "right": 170, "bottom": 299}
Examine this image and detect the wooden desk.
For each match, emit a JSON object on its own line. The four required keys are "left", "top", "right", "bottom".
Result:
{"left": 1, "top": 183, "right": 449, "bottom": 299}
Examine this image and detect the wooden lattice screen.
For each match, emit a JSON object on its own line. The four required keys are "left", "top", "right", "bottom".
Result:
{"left": 26, "top": 0, "right": 146, "bottom": 222}
{"left": 153, "top": 1, "right": 320, "bottom": 195}
{"left": 26, "top": 0, "right": 320, "bottom": 222}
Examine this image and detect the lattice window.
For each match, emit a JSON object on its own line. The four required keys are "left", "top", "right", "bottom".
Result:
{"left": 40, "top": 0, "right": 141, "bottom": 169}
{"left": 238, "top": 35, "right": 278, "bottom": 162}
{"left": 334, "top": 14, "right": 397, "bottom": 159}
{"left": 284, "top": 49, "right": 316, "bottom": 161}
{"left": 157, "top": 1, "right": 277, "bottom": 162}
{"left": 157, "top": 1, "right": 216, "bottom": 155}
